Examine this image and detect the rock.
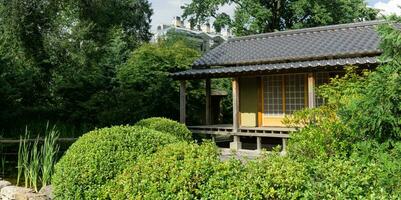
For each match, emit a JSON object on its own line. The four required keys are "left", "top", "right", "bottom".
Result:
{"left": 39, "top": 185, "right": 53, "bottom": 199}
{"left": 1, "top": 186, "right": 33, "bottom": 200}
{"left": 16, "top": 192, "right": 50, "bottom": 200}
{"left": 0, "top": 180, "right": 11, "bottom": 189}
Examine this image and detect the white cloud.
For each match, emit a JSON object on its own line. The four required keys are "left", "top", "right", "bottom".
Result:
{"left": 374, "top": 0, "right": 401, "bottom": 15}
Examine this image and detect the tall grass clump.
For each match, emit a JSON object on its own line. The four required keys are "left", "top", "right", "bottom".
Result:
{"left": 41, "top": 126, "right": 59, "bottom": 187}
{"left": 29, "top": 137, "right": 40, "bottom": 191}
{"left": 16, "top": 126, "right": 60, "bottom": 192}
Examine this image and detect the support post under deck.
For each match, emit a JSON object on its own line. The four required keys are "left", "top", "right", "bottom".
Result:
{"left": 257, "top": 137, "right": 262, "bottom": 151}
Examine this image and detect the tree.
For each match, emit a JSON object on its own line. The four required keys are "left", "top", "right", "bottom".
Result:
{"left": 114, "top": 40, "right": 201, "bottom": 124}
{"left": 182, "top": 0, "right": 379, "bottom": 36}
{"left": 0, "top": 0, "right": 153, "bottom": 131}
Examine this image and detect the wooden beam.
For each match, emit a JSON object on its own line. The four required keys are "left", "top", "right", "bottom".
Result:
{"left": 232, "top": 77, "right": 240, "bottom": 132}
{"left": 308, "top": 73, "right": 315, "bottom": 108}
{"left": 180, "top": 80, "right": 186, "bottom": 124}
{"left": 205, "top": 78, "right": 212, "bottom": 125}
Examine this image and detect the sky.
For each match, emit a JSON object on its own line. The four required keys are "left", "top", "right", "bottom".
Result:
{"left": 149, "top": 0, "right": 401, "bottom": 31}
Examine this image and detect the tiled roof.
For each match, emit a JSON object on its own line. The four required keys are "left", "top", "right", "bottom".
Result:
{"left": 173, "top": 20, "right": 389, "bottom": 79}
{"left": 173, "top": 56, "right": 378, "bottom": 79}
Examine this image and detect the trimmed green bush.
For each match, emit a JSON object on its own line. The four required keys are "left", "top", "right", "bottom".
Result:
{"left": 102, "top": 142, "right": 220, "bottom": 199}
{"left": 303, "top": 158, "right": 388, "bottom": 199}
{"left": 135, "top": 117, "right": 192, "bottom": 141}
{"left": 52, "top": 125, "right": 180, "bottom": 199}
{"left": 198, "top": 154, "right": 309, "bottom": 200}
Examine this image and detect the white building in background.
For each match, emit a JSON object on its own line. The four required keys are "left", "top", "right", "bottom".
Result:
{"left": 152, "top": 16, "right": 232, "bottom": 52}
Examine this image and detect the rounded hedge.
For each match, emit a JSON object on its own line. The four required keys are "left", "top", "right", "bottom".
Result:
{"left": 102, "top": 142, "right": 220, "bottom": 199}
{"left": 52, "top": 125, "right": 180, "bottom": 199}
{"left": 135, "top": 117, "right": 192, "bottom": 141}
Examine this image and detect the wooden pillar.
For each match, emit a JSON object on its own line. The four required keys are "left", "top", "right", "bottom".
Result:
{"left": 282, "top": 138, "right": 287, "bottom": 152}
{"left": 232, "top": 77, "right": 240, "bottom": 132}
{"left": 230, "top": 77, "right": 241, "bottom": 150}
{"left": 205, "top": 78, "right": 212, "bottom": 125}
{"left": 257, "top": 137, "right": 262, "bottom": 151}
{"left": 308, "top": 73, "right": 315, "bottom": 108}
{"left": 180, "top": 80, "right": 186, "bottom": 124}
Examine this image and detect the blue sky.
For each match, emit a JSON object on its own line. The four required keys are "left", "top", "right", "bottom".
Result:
{"left": 149, "top": 0, "right": 400, "bottom": 30}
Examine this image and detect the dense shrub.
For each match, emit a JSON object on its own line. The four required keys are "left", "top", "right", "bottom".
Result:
{"left": 103, "top": 143, "right": 310, "bottom": 200}
{"left": 52, "top": 125, "right": 180, "bottom": 199}
{"left": 287, "top": 121, "right": 350, "bottom": 161}
{"left": 200, "top": 155, "right": 309, "bottom": 200}
{"left": 303, "top": 158, "right": 388, "bottom": 199}
{"left": 102, "top": 142, "right": 220, "bottom": 199}
{"left": 135, "top": 117, "right": 192, "bottom": 141}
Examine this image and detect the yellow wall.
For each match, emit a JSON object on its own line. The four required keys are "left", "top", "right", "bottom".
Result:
{"left": 263, "top": 116, "right": 286, "bottom": 127}
{"left": 239, "top": 77, "right": 258, "bottom": 127}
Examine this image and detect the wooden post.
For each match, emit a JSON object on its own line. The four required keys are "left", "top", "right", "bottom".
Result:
{"left": 257, "top": 137, "right": 262, "bottom": 151}
{"left": 282, "top": 138, "right": 287, "bottom": 152}
{"left": 180, "top": 80, "right": 186, "bottom": 124}
{"left": 308, "top": 73, "right": 315, "bottom": 108}
{"left": 232, "top": 77, "right": 240, "bottom": 132}
{"left": 230, "top": 77, "right": 242, "bottom": 150}
{"left": 205, "top": 78, "right": 211, "bottom": 125}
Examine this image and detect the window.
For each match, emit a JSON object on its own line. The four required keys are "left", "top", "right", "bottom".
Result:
{"left": 264, "top": 76, "right": 283, "bottom": 115}
{"left": 263, "top": 74, "right": 306, "bottom": 116}
{"left": 285, "top": 74, "right": 306, "bottom": 114}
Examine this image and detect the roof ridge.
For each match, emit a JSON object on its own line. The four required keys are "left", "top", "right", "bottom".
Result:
{"left": 229, "top": 20, "right": 385, "bottom": 42}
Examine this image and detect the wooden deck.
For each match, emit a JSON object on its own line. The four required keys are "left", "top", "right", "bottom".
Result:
{"left": 188, "top": 124, "right": 296, "bottom": 138}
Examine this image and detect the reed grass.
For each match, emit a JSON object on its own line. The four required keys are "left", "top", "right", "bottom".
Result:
{"left": 21, "top": 129, "right": 30, "bottom": 188}
{"left": 41, "top": 125, "right": 59, "bottom": 187}
{"left": 1, "top": 155, "right": 5, "bottom": 177}
{"left": 16, "top": 135, "right": 23, "bottom": 186}
{"left": 29, "top": 137, "right": 40, "bottom": 192}
{"left": 16, "top": 125, "right": 60, "bottom": 192}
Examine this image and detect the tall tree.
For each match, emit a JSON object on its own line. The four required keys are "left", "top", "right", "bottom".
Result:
{"left": 0, "top": 0, "right": 153, "bottom": 130}
{"left": 182, "top": 0, "right": 379, "bottom": 36}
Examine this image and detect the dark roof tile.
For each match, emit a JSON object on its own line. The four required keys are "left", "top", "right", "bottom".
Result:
{"left": 172, "top": 57, "right": 378, "bottom": 79}
{"left": 193, "top": 20, "right": 384, "bottom": 68}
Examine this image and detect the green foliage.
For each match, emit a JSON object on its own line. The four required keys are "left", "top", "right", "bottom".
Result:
{"left": 115, "top": 40, "right": 201, "bottom": 123}
{"left": 287, "top": 121, "right": 349, "bottom": 161}
{"left": 52, "top": 125, "right": 180, "bottom": 199}
{"left": 0, "top": 0, "right": 153, "bottom": 130}
{"left": 337, "top": 21, "right": 401, "bottom": 141}
{"left": 203, "top": 155, "right": 309, "bottom": 200}
{"left": 41, "top": 126, "right": 60, "bottom": 187}
{"left": 135, "top": 117, "right": 193, "bottom": 141}
{"left": 16, "top": 126, "right": 60, "bottom": 192}
{"left": 103, "top": 142, "right": 309, "bottom": 200}
{"left": 102, "top": 142, "right": 220, "bottom": 200}
{"left": 303, "top": 158, "right": 389, "bottom": 199}
{"left": 182, "top": 0, "right": 378, "bottom": 36}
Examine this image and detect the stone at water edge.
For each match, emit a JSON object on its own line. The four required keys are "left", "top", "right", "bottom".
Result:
{"left": 16, "top": 192, "right": 50, "bottom": 200}
{"left": 1, "top": 186, "right": 33, "bottom": 200}
{"left": 0, "top": 180, "right": 11, "bottom": 189}
{"left": 39, "top": 185, "right": 53, "bottom": 199}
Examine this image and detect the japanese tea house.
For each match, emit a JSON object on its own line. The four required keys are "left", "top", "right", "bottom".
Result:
{"left": 172, "top": 20, "right": 385, "bottom": 151}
